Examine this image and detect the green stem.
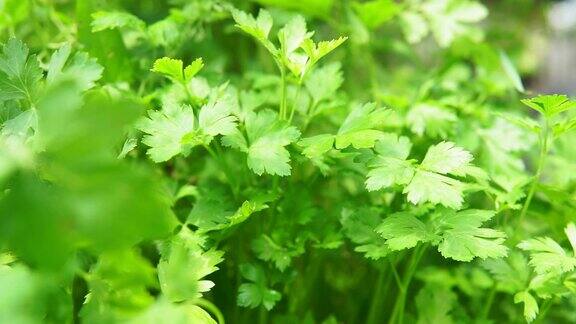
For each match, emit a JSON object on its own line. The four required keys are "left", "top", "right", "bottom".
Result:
{"left": 288, "top": 83, "right": 302, "bottom": 123}
{"left": 366, "top": 262, "right": 389, "bottom": 324}
{"left": 389, "top": 258, "right": 403, "bottom": 290}
{"left": 259, "top": 305, "right": 268, "bottom": 324}
{"left": 534, "top": 298, "right": 555, "bottom": 324}
{"left": 181, "top": 80, "right": 196, "bottom": 107}
{"left": 197, "top": 298, "right": 225, "bottom": 324}
{"left": 519, "top": 120, "right": 550, "bottom": 222}
{"left": 279, "top": 66, "right": 288, "bottom": 120}
{"left": 389, "top": 245, "right": 427, "bottom": 324}
{"left": 481, "top": 285, "right": 497, "bottom": 319}
{"left": 289, "top": 251, "right": 324, "bottom": 314}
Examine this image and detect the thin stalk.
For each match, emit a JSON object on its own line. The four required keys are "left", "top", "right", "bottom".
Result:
{"left": 366, "top": 262, "right": 389, "bottom": 324}
{"left": 481, "top": 285, "right": 497, "bottom": 319}
{"left": 289, "top": 251, "right": 324, "bottom": 314}
{"left": 279, "top": 66, "right": 288, "bottom": 120}
{"left": 389, "top": 245, "right": 427, "bottom": 324}
{"left": 533, "top": 298, "right": 555, "bottom": 324}
{"left": 389, "top": 259, "right": 403, "bottom": 290}
{"left": 181, "top": 80, "right": 196, "bottom": 108}
{"left": 519, "top": 120, "right": 550, "bottom": 222}
{"left": 288, "top": 83, "right": 302, "bottom": 123}
{"left": 197, "top": 298, "right": 225, "bottom": 324}
{"left": 259, "top": 305, "right": 268, "bottom": 324}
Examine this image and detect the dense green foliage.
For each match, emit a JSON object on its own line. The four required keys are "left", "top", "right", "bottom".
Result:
{"left": 1, "top": 0, "right": 576, "bottom": 323}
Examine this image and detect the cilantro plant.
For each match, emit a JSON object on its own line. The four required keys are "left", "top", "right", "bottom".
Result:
{"left": 1, "top": 0, "right": 576, "bottom": 323}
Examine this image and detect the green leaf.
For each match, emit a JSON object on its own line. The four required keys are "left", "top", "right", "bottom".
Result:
{"left": 352, "top": 0, "right": 400, "bottom": 29}
{"left": 552, "top": 115, "right": 576, "bottom": 137}
{"left": 407, "top": 103, "right": 457, "bottom": 138}
{"left": 46, "top": 43, "right": 103, "bottom": 91}
{"left": 304, "top": 62, "right": 343, "bottom": 105}
{"left": 232, "top": 9, "right": 277, "bottom": 55}
{"left": 366, "top": 158, "right": 415, "bottom": 191}
{"left": 158, "top": 229, "right": 224, "bottom": 303}
{"left": 402, "top": 142, "right": 474, "bottom": 208}
{"left": 435, "top": 209, "right": 508, "bottom": 261}
{"left": 416, "top": 284, "right": 456, "bottom": 324}
{"left": 187, "top": 186, "right": 234, "bottom": 231}
{"left": 497, "top": 112, "right": 541, "bottom": 134}
{"left": 151, "top": 57, "right": 185, "bottom": 83}
{"left": 91, "top": 11, "right": 145, "bottom": 32}
{"left": 138, "top": 102, "right": 195, "bottom": 162}
{"left": 184, "top": 58, "right": 204, "bottom": 81}
{"left": 118, "top": 137, "right": 137, "bottom": 159}
{"left": 517, "top": 237, "right": 576, "bottom": 274}
{"left": 237, "top": 264, "right": 281, "bottom": 310}
{"left": 129, "top": 300, "right": 217, "bottom": 324}
{"left": 371, "top": 133, "right": 413, "bottom": 159}
{"left": 198, "top": 88, "right": 238, "bottom": 138}
{"left": 278, "top": 15, "right": 310, "bottom": 56}
{"left": 139, "top": 87, "right": 236, "bottom": 162}
{"left": 438, "top": 225, "right": 507, "bottom": 262}
{"left": 404, "top": 170, "right": 465, "bottom": 209}
{"left": 0, "top": 38, "right": 43, "bottom": 103}
{"left": 223, "top": 109, "right": 300, "bottom": 176}
{"left": 482, "top": 251, "right": 530, "bottom": 293}
{"left": 365, "top": 140, "right": 475, "bottom": 208}
{"left": 340, "top": 208, "right": 390, "bottom": 259}
{"left": 0, "top": 109, "right": 36, "bottom": 139}
{"left": 400, "top": 12, "right": 429, "bottom": 44}
{"left": 565, "top": 222, "right": 576, "bottom": 254}
{"left": 298, "top": 134, "right": 335, "bottom": 159}
{"left": 421, "top": 0, "right": 488, "bottom": 47}
{"left": 252, "top": 235, "right": 303, "bottom": 271}
{"left": 301, "top": 36, "right": 348, "bottom": 65}
{"left": 420, "top": 141, "right": 473, "bottom": 175}
{"left": 238, "top": 283, "right": 282, "bottom": 311}
{"left": 377, "top": 208, "right": 508, "bottom": 261}
{"left": 521, "top": 94, "right": 576, "bottom": 118}
{"left": 499, "top": 50, "right": 525, "bottom": 93}
{"left": 151, "top": 56, "right": 204, "bottom": 85}
{"left": 226, "top": 196, "right": 275, "bottom": 227}
{"left": 187, "top": 187, "right": 274, "bottom": 233}
{"left": 81, "top": 249, "right": 156, "bottom": 322}
{"left": 335, "top": 102, "right": 388, "bottom": 149}
{"left": 514, "top": 291, "right": 539, "bottom": 322}
{"left": 46, "top": 44, "right": 71, "bottom": 84}
{"left": 377, "top": 212, "right": 435, "bottom": 250}
{"left": 365, "top": 133, "right": 415, "bottom": 191}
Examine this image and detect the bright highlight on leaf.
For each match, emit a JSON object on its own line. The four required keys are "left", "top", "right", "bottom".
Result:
{"left": 152, "top": 57, "right": 204, "bottom": 84}
{"left": 521, "top": 94, "right": 576, "bottom": 118}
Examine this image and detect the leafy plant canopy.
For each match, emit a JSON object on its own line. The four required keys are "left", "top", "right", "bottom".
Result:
{"left": 0, "top": 0, "right": 575, "bottom": 323}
